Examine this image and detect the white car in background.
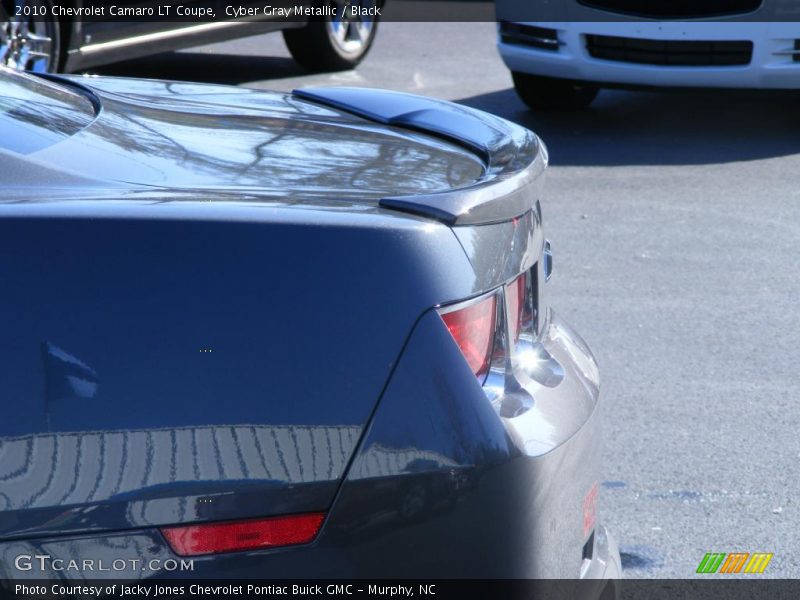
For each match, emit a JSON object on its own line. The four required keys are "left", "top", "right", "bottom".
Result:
{"left": 495, "top": 3, "right": 800, "bottom": 109}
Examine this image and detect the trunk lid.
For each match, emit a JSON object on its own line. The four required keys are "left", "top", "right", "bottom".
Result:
{"left": 30, "top": 76, "right": 486, "bottom": 201}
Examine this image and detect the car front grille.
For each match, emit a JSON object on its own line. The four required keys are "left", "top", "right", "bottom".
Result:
{"left": 578, "top": 0, "right": 762, "bottom": 18}
{"left": 586, "top": 35, "right": 753, "bottom": 67}
{"left": 500, "top": 22, "right": 560, "bottom": 51}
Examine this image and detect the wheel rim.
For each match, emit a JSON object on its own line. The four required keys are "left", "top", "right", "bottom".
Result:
{"left": 0, "top": 2, "right": 54, "bottom": 72}
{"left": 326, "top": 1, "right": 375, "bottom": 56}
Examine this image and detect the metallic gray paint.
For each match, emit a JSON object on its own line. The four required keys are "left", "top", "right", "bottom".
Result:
{"left": 0, "top": 308, "right": 615, "bottom": 580}
{"left": 0, "top": 72, "right": 619, "bottom": 584}
{"left": 26, "top": 76, "right": 485, "bottom": 200}
{"left": 0, "top": 213, "right": 472, "bottom": 540}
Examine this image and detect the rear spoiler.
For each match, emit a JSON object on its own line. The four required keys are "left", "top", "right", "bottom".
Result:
{"left": 293, "top": 87, "right": 547, "bottom": 226}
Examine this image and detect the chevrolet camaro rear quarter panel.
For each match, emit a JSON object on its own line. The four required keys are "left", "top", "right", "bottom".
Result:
{"left": 0, "top": 70, "right": 620, "bottom": 584}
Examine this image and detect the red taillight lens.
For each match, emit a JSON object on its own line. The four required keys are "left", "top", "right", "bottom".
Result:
{"left": 439, "top": 294, "right": 496, "bottom": 379}
{"left": 505, "top": 274, "right": 526, "bottom": 344}
{"left": 160, "top": 513, "right": 325, "bottom": 556}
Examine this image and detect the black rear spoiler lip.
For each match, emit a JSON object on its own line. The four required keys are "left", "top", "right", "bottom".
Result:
{"left": 292, "top": 87, "right": 547, "bottom": 226}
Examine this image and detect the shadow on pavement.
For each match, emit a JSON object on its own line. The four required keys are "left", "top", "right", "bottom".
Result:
{"left": 89, "top": 52, "right": 307, "bottom": 85}
{"left": 458, "top": 87, "right": 800, "bottom": 166}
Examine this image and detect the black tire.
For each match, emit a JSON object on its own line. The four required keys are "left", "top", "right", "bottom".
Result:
{"left": 511, "top": 72, "right": 599, "bottom": 110}
{"left": 0, "top": 0, "right": 61, "bottom": 73}
{"left": 283, "top": 4, "right": 379, "bottom": 72}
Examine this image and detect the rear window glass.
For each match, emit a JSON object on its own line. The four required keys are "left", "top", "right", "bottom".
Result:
{"left": 0, "top": 69, "right": 96, "bottom": 154}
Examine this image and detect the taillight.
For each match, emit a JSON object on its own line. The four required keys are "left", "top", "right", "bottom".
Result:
{"left": 160, "top": 513, "right": 325, "bottom": 556}
{"left": 434, "top": 218, "right": 558, "bottom": 417}
{"left": 438, "top": 266, "right": 556, "bottom": 418}
{"left": 439, "top": 294, "right": 496, "bottom": 380}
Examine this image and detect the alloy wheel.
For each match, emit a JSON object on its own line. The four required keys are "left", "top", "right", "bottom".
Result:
{"left": 0, "top": 2, "right": 57, "bottom": 72}
{"left": 325, "top": 1, "right": 376, "bottom": 56}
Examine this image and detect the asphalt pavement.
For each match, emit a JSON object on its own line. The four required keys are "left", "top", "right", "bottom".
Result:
{"left": 96, "top": 21, "right": 800, "bottom": 578}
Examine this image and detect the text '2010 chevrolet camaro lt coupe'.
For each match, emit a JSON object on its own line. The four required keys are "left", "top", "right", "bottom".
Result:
{"left": 0, "top": 68, "right": 621, "bottom": 591}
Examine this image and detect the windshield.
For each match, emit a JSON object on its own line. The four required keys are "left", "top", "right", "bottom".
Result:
{"left": 0, "top": 68, "right": 96, "bottom": 154}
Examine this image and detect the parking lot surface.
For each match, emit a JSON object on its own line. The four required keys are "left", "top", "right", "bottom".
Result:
{"left": 97, "top": 21, "right": 800, "bottom": 577}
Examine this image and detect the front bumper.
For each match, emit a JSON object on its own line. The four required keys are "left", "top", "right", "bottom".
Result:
{"left": 499, "top": 22, "right": 800, "bottom": 89}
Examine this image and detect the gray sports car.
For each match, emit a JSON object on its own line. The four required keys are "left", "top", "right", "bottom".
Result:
{"left": 0, "top": 68, "right": 621, "bottom": 590}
